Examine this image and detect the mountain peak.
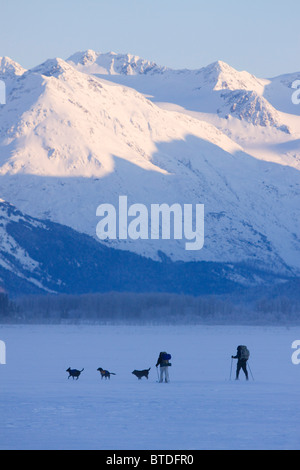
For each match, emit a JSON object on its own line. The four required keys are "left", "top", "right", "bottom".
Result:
{"left": 207, "top": 60, "right": 232, "bottom": 71}
{"left": 0, "top": 57, "right": 26, "bottom": 78}
{"left": 67, "top": 50, "right": 167, "bottom": 76}
{"left": 198, "top": 60, "right": 265, "bottom": 92}
{"left": 30, "top": 57, "right": 74, "bottom": 77}
{"left": 68, "top": 49, "right": 99, "bottom": 66}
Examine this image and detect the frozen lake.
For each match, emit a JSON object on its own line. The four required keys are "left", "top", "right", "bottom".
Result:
{"left": 0, "top": 323, "right": 299, "bottom": 450}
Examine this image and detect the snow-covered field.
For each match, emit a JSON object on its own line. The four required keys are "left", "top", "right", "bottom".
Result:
{"left": 0, "top": 323, "right": 299, "bottom": 450}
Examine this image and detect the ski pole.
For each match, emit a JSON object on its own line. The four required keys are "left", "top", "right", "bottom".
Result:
{"left": 247, "top": 362, "right": 254, "bottom": 381}
{"left": 229, "top": 358, "right": 233, "bottom": 381}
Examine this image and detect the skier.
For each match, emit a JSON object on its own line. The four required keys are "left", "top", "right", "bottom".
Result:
{"left": 156, "top": 351, "right": 171, "bottom": 383}
{"left": 231, "top": 345, "right": 249, "bottom": 380}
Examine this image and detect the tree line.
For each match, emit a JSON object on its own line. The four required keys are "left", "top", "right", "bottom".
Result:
{"left": 0, "top": 293, "right": 17, "bottom": 317}
{"left": 0, "top": 291, "right": 298, "bottom": 325}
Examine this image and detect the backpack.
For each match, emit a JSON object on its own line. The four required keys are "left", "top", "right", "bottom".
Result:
{"left": 162, "top": 353, "right": 171, "bottom": 361}
{"left": 239, "top": 345, "right": 250, "bottom": 360}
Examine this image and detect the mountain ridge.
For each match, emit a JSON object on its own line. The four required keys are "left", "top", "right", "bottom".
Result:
{"left": 0, "top": 51, "right": 299, "bottom": 294}
{"left": 0, "top": 199, "right": 294, "bottom": 297}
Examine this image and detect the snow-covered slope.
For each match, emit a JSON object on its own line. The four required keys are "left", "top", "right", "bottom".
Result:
{"left": 264, "top": 71, "right": 300, "bottom": 115}
{"left": 0, "top": 53, "right": 299, "bottom": 280}
{"left": 0, "top": 200, "right": 56, "bottom": 293}
{"left": 69, "top": 51, "right": 300, "bottom": 170}
{"left": 2, "top": 57, "right": 242, "bottom": 179}
{"left": 67, "top": 49, "right": 168, "bottom": 76}
{"left": 3, "top": 199, "right": 289, "bottom": 296}
{"left": 0, "top": 57, "right": 26, "bottom": 79}
{"left": 67, "top": 52, "right": 264, "bottom": 91}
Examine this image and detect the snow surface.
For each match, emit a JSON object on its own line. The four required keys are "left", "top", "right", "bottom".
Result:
{"left": 0, "top": 323, "right": 299, "bottom": 450}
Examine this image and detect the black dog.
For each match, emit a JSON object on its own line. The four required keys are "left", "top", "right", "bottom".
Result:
{"left": 97, "top": 367, "right": 116, "bottom": 380}
{"left": 66, "top": 367, "right": 84, "bottom": 380}
{"left": 132, "top": 368, "right": 151, "bottom": 380}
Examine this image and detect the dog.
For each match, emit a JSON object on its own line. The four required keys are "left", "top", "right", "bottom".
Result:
{"left": 132, "top": 368, "right": 151, "bottom": 380}
{"left": 66, "top": 367, "right": 84, "bottom": 380}
{"left": 97, "top": 367, "right": 116, "bottom": 380}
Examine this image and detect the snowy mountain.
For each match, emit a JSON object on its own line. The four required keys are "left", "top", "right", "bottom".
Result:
{"left": 0, "top": 199, "right": 49, "bottom": 293}
{"left": 69, "top": 51, "right": 300, "bottom": 169}
{"left": 0, "top": 57, "right": 26, "bottom": 79}
{"left": 0, "top": 200, "right": 292, "bottom": 296}
{"left": 67, "top": 52, "right": 263, "bottom": 90}
{"left": 67, "top": 49, "right": 168, "bottom": 76}
{"left": 264, "top": 71, "right": 300, "bottom": 115}
{"left": 0, "top": 51, "right": 299, "bottom": 294}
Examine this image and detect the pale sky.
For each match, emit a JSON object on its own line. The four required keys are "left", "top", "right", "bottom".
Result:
{"left": 0, "top": 0, "right": 299, "bottom": 77}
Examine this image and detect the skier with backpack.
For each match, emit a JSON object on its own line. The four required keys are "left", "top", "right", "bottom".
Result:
{"left": 156, "top": 351, "right": 172, "bottom": 383}
{"left": 231, "top": 345, "right": 250, "bottom": 381}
